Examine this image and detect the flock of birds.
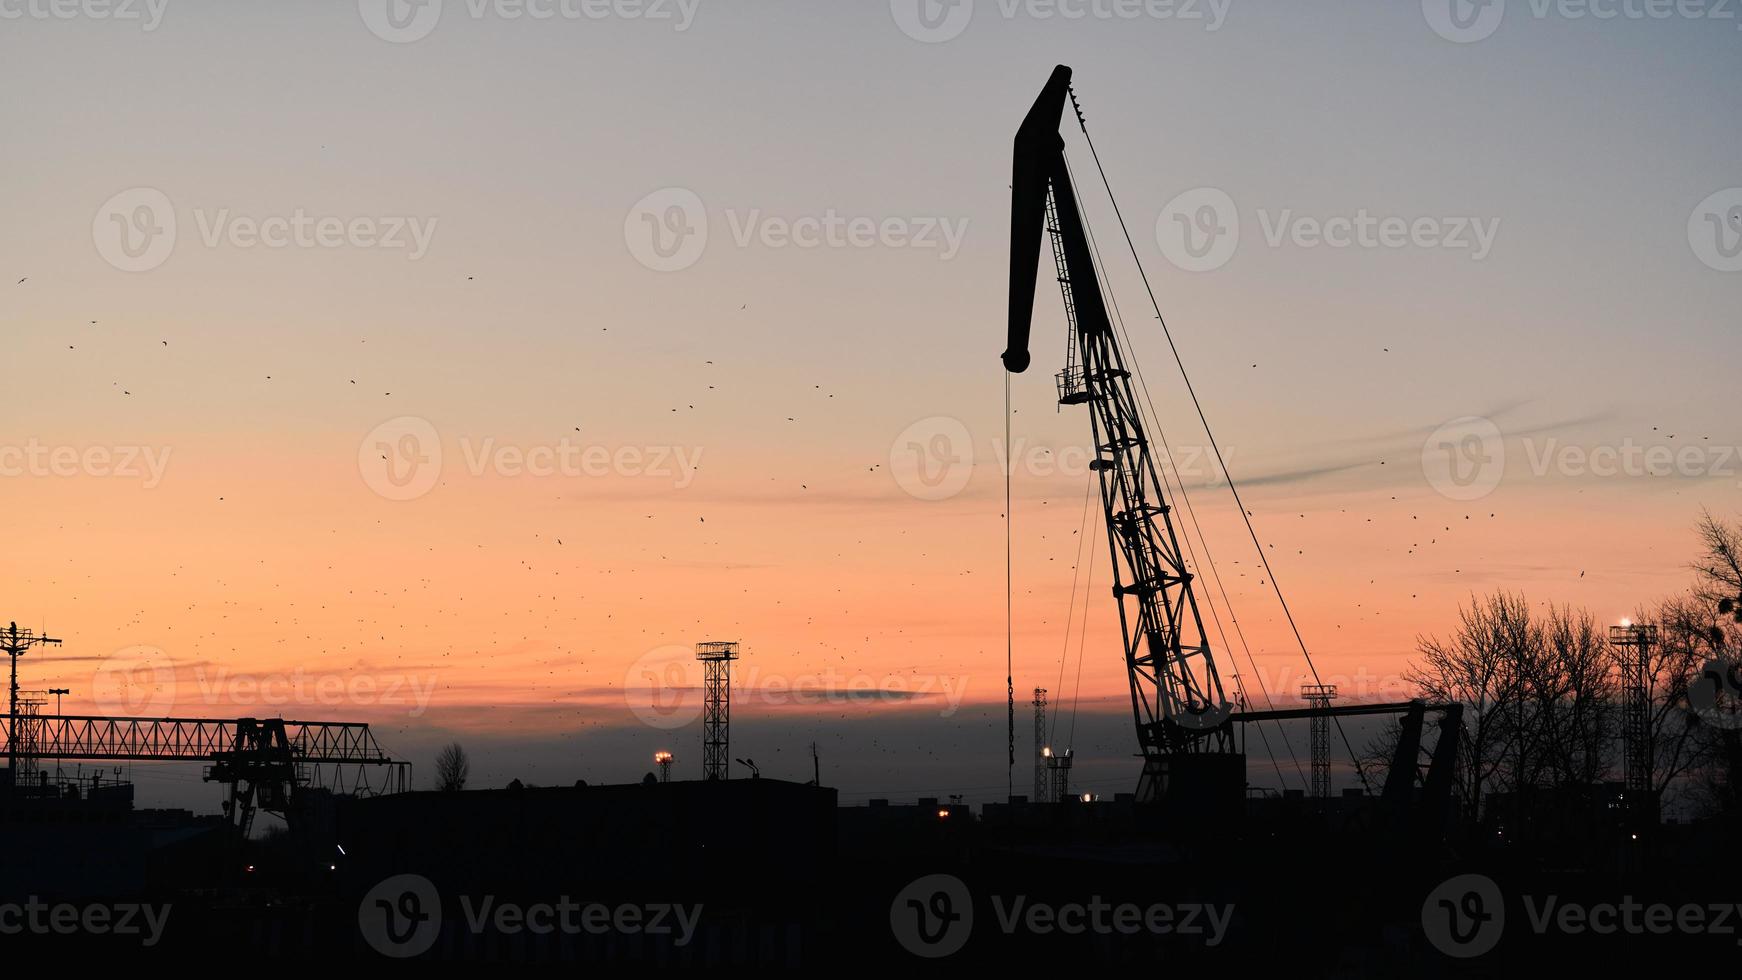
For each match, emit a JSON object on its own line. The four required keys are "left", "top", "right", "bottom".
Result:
{"left": 8, "top": 270, "right": 1703, "bottom": 797}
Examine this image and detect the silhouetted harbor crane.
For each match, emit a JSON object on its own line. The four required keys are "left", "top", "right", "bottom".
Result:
{"left": 1002, "top": 69, "right": 1461, "bottom": 820}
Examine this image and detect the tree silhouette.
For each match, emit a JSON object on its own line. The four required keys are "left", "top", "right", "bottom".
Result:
{"left": 435, "top": 742, "right": 470, "bottom": 792}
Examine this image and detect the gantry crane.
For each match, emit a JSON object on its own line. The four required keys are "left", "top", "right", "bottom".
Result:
{"left": 1003, "top": 66, "right": 1236, "bottom": 803}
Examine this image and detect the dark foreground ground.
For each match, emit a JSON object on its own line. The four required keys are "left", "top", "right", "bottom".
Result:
{"left": 3, "top": 776, "right": 1736, "bottom": 972}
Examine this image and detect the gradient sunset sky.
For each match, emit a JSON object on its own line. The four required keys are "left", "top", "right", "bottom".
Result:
{"left": 2, "top": 1, "right": 1739, "bottom": 809}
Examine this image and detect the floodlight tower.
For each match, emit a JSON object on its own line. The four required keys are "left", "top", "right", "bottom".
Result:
{"left": 1611, "top": 622, "right": 1658, "bottom": 810}
{"left": 694, "top": 641, "right": 740, "bottom": 781}
{"left": 1047, "top": 747, "right": 1073, "bottom": 802}
{"left": 1302, "top": 683, "right": 1338, "bottom": 798}
{"left": 3, "top": 622, "right": 61, "bottom": 780}
{"left": 655, "top": 751, "right": 674, "bottom": 783}
{"left": 1032, "top": 687, "right": 1049, "bottom": 802}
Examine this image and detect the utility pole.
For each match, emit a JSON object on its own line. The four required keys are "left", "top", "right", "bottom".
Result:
{"left": 3, "top": 623, "right": 61, "bottom": 783}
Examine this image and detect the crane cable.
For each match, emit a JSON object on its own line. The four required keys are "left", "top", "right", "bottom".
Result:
{"left": 1050, "top": 476, "right": 1096, "bottom": 751}
{"left": 1067, "top": 85, "right": 1372, "bottom": 794}
{"left": 1005, "top": 372, "right": 1016, "bottom": 802}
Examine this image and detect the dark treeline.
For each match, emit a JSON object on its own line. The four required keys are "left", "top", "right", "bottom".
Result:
{"left": 1372, "top": 512, "right": 1742, "bottom": 822}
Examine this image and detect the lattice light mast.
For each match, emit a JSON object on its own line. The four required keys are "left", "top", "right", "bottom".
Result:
{"left": 655, "top": 750, "right": 674, "bottom": 783}
{"left": 1047, "top": 747, "right": 1074, "bottom": 802}
{"left": 1611, "top": 622, "right": 1657, "bottom": 811}
{"left": 695, "top": 641, "right": 740, "bottom": 782}
{"left": 3, "top": 622, "right": 61, "bottom": 782}
{"left": 1032, "top": 687, "right": 1049, "bottom": 803}
{"left": 1302, "top": 684, "right": 1338, "bottom": 798}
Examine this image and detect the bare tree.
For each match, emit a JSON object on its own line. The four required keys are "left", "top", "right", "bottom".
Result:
{"left": 435, "top": 742, "right": 470, "bottom": 792}
{"left": 1624, "top": 599, "right": 1714, "bottom": 799}
{"left": 1693, "top": 510, "right": 1742, "bottom": 614}
{"left": 1686, "top": 513, "right": 1742, "bottom": 816}
{"left": 1405, "top": 592, "right": 1534, "bottom": 818}
{"left": 1532, "top": 604, "right": 1614, "bottom": 788}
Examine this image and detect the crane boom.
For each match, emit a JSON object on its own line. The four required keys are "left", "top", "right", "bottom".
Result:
{"left": 1005, "top": 66, "right": 1234, "bottom": 801}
